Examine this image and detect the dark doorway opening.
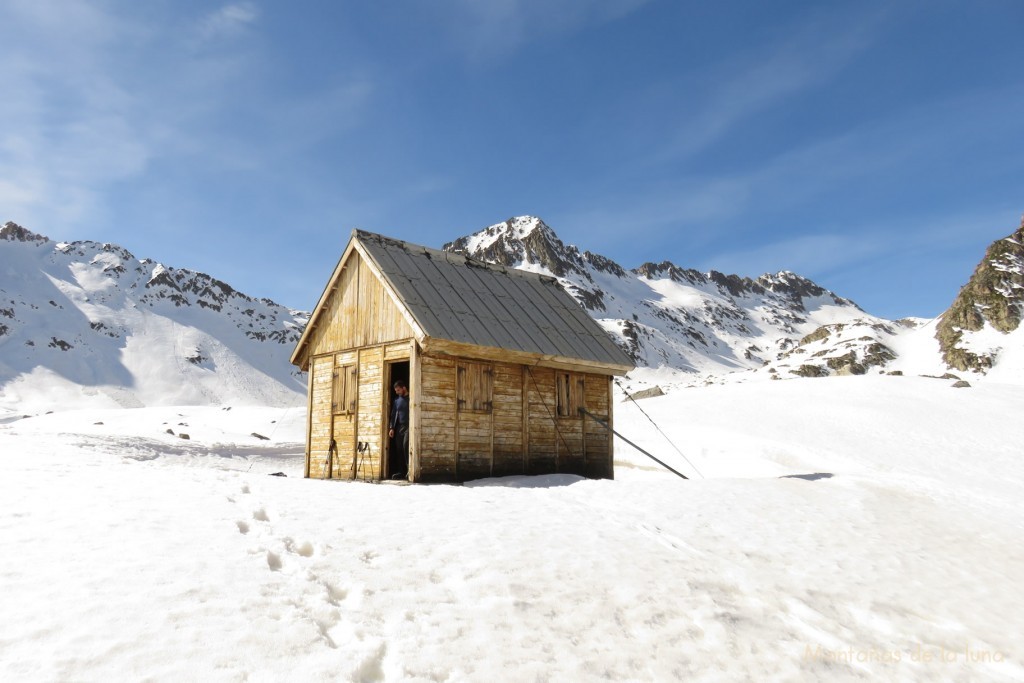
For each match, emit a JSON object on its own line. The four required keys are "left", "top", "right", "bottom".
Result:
{"left": 385, "top": 360, "right": 410, "bottom": 480}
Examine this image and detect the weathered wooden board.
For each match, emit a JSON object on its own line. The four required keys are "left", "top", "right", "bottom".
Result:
{"left": 354, "top": 346, "right": 383, "bottom": 480}
{"left": 418, "top": 355, "right": 457, "bottom": 475}
{"left": 384, "top": 342, "right": 412, "bottom": 361}
{"left": 308, "top": 355, "right": 335, "bottom": 479}
{"left": 332, "top": 413, "right": 356, "bottom": 477}
{"left": 458, "top": 409, "right": 491, "bottom": 478}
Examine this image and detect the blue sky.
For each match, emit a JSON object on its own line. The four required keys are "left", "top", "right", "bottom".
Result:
{"left": 1, "top": 1, "right": 1022, "bottom": 319}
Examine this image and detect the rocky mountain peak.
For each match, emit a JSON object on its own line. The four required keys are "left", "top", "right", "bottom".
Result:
{"left": 936, "top": 217, "right": 1024, "bottom": 371}
{"left": 444, "top": 216, "right": 593, "bottom": 279}
{"left": 1, "top": 222, "right": 49, "bottom": 244}
{"left": 754, "top": 271, "right": 857, "bottom": 311}
{"left": 635, "top": 261, "right": 698, "bottom": 283}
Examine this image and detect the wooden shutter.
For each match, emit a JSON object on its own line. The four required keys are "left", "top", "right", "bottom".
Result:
{"left": 345, "top": 365, "right": 358, "bottom": 414}
{"left": 556, "top": 373, "right": 585, "bottom": 417}
{"left": 457, "top": 362, "right": 493, "bottom": 413}
{"left": 333, "top": 364, "right": 358, "bottom": 415}
{"left": 332, "top": 368, "right": 343, "bottom": 414}
{"left": 575, "top": 375, "right": 586, "bottom": 416}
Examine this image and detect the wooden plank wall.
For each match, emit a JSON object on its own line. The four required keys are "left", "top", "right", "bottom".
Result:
{"left": 303, "top": 246, "right": 417, "bottom": 480}
{"left": 306, "top": 346, "right": 404, "bottom": 481}
{"left": 492, "top": 364, "right": 524, "bottom": 476}
{"left": 308, "top": 355, "right": 334, "bottom": 479}
{"left": 417, "top": 355, "right": 457, "bottom": 481}
{"left": 525, "top": 367, "right": 557, "bottom": 474}
{"left": 457, "top": 408, "right": 492, "bottom": 481}
{"left": 584, "top": 375, "right": 612, "bottom": 478}
{"left": 355, "top": 346, "right": 384, "bottom": 480}
{"left": 308, "top": 252, "right": 413, "bottom": 358}
{"left": 557, "top": 403, "right": 586, "bottom": 477}
{"left": 523, "top": 366, "right": 611, "bottom": 478}
{"left": 331, "top": 350, "right": 358, "bottom": 478}
{"left": 384, "top": 343, "right": 411, "bottom": 362}
{"left": 415, "top": 355, "right": 613, "bottom": 481}
{"left": 310, "top": 345, "right": 614, "bottom": 482}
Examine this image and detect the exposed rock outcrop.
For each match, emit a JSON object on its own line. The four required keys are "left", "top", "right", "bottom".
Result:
{"left": 936, "top": 217, "right": 1024, "bottom": 372}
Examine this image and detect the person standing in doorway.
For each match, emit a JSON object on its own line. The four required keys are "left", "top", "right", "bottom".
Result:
{"left": 388, "top": 380, "right": 409, "bottom": 479}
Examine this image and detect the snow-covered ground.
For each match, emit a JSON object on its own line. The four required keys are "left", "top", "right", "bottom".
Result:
{"left": 2, "top": 374, "right": 1023, "bottom": 681}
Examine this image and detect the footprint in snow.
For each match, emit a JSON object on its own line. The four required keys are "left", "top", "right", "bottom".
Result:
{"left": 252, "top": 508, "right": 270, "bottom": 522}
{"left": 324, "top": 581, "right": 348, "bottom": 606}
{"left": 267, "top": 551, "right": 283, "bottom": 571}
{"left": 236, "top": 521, "right": 250, "bottom": 535}
{"left": 351, "top": 643, "right": 387, "bottom": 682}
{"left": 283, "top": 537, "right": 314, "bottom": 557}
{"left": 314, "top": 617, "right": 339, "bottom": 649}
{"left": 306, "top": 570, "right": 348, "bottom": 606}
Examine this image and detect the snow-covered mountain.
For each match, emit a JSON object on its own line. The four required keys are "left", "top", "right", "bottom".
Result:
{"left": 0, "top": 222, "right": 307, "bottom": 411}
{"left": 444, "top": 216, "right": 932, "bottom": 384}
{"left": 935, "top": 217, "right": 1024, "bottom": 377}
{"left": 4, "top": 213, "right": 1019, "bottom": 411}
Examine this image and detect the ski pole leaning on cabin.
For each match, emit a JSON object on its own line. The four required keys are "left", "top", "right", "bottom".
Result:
{"left": 579, "top": 408, "right": 690, "bottom": 481}
{"left": 322, "top": 438, "right": 336, "bottom": 480}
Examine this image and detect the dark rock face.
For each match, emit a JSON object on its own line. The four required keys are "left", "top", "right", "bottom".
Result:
{"left": 791, "top": 364, "right": 829, "bottom": 378}
{"left": 445, "top": 216, "right": 593, "bottom": 280}
{"left": 936, "top": 217, "right": 1024, "bottom": 372}
{"left": 800, "top": 327, "right": 831, "bottom": 345}
{"left": 709, "top": 271, "right": 759, "bottom": 299}
{"left": 753, "top": 271, "right": 856, "bottom": 311}
{"left": 583, "top": 251, "right": 627, "bottom": 278}
{"left": 1, "top": 222, "right": 49, "bottom": 244}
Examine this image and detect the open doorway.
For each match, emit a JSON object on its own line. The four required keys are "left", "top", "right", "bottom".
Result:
{"left": 385, "top": 360, "right": 410, "bottom": 480}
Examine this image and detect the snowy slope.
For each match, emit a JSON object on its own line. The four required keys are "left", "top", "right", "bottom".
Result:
{"left": 1, "top": 376, "right": 1022, "bottom": 681}
{"left": 0, "top": 222, "right": 307, "bottom": 410}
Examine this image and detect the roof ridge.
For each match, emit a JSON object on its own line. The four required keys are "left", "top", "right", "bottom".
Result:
{"left": 354, "top": 229, "right": 559, "bottom": 285}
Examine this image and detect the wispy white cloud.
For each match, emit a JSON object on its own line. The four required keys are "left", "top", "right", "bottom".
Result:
{"left": 557, "top": 77, "right": 1024, "bottom": 270}
{"left": 699, "top": 205, "right": 1021, "bottom": 282}
{"left": 0, "top": 2, "right": 153, "bottom": 227}
{"left": 196, "top": 2, "right": 260, "bottom": 43}
{"left": 0, "top": 0, "right": 123, "bottom": 47}
{"left": 435, "top": 0, "right": 651, "bottom": 61}
{"left": 266, "top": 80, "right": 374, "bottom": 149}
{"left": 548, "top": 7, "right": 898, "bottom": 254}
{"left": 551, "top": 175, "right": 748, "bottom": 253}
{"left": 647, "top": 6, "right": 891, "bottom": 165}
{"left": 700, "top": 232, "right": 887, "bottom": 279}
{"left": 0, "top": 0, "right": 373, "bottom": 235}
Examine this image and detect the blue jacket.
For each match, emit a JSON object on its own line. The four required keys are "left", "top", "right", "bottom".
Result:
{"left": 390, "top": 395, "right": 409, "bottom": 430}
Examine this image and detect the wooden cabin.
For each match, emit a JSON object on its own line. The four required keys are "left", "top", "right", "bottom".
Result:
{"left": 289, "top": 230, "right": 635, "bottom": 483}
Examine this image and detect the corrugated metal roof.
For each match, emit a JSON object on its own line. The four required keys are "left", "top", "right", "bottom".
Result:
{"left": 355, "top": 230, "right": 633, "bottom": 371}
